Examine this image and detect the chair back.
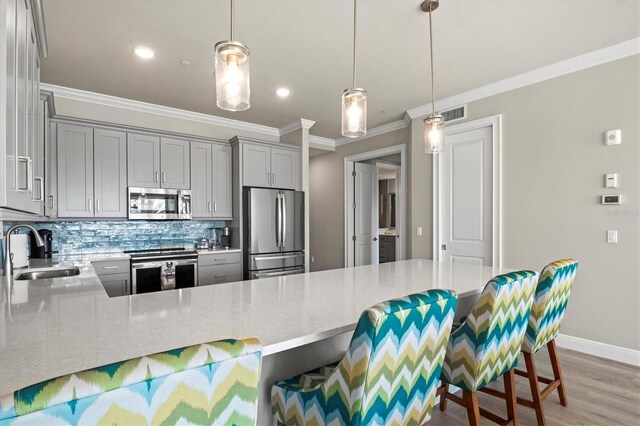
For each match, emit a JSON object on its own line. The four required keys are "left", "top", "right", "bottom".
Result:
{"left": 522, "top": 259, "right": 579, "bottom": 353}
{"left": 0, "top": 338, "right": 262, "bottom": 426}
{"left": 442, "top": 271, "right": 538, "bottom": 392}
{"left": 308, "top": 289, "right": 458, "bottom": 425}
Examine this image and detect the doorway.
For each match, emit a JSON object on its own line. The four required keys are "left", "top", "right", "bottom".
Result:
{"left": 433, "top": 115, "right": 503, "bottom": 267}
{"left": 345, "top": 144, "right": 406, "bottom": 267}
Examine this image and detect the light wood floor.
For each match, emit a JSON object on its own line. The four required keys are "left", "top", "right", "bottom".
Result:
{"left": 430, "top": 347, "right": 640, "bottom": 426}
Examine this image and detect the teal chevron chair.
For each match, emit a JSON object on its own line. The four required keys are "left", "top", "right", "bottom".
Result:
{"left": 272, "top": 289, "right": 458, "bottom": 426}
{"left": 438, "top": 271, "right": 538, "bottom": 426}
{"left": 0, "top": 338, "right": 262, "bottom": 426}
{"left": 515, "top": 259, "right": 578, "bottom": 426}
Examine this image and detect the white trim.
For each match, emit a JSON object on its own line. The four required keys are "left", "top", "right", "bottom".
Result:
{"left": 279, "top": 118, "right": 316, "bottom": 136}
{"left": 433, "top": 115, "right": 503, "bottom": 267}
{"left": 344, "top": 144, "right": 407, "bottom": 267}
{"left": 556, "top": 333, "right": 640, "bottom": 367}
{"left": 308, "top": 135, "right": 336, "bottom": 151}
{"left": 407, "top": 38, "right": 640, "bottom": 119}
{"left": 40, "top": 83, "right": 282, "bottom": 137}
{"left": 335, "top": 119, "right": 408, "bottom": 147}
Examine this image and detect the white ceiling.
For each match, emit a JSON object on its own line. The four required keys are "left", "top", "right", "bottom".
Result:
{"left": 40, "top": 0, "right": 640, "bottom": 139}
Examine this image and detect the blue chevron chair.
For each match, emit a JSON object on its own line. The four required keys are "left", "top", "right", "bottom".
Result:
{"left": 437, "top": 270, "right": 538, "bottom": 426}
{"left": 271, "top": 289, "right": 458, "bottom": 425}
{"left": 515, "top": 259, "right": 578, "bottom": 426}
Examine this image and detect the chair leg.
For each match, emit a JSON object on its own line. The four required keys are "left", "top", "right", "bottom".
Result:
{"left": 523, "top": 352, "right": 546, "bottom": 426}
{"left": 463, "top": 390, "right": 481, "bottom": 426}
{"left": 439, "top": 383, "right": 449, "bottom": 411}
{"left": 504, "top": 369, "right": 518, "bottom": 426}
{"left": 547, "top": 340, "right": 568, "bottom": 406}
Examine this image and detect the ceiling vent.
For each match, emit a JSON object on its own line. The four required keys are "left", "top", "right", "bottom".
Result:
{"left": 442, "top": 105, "right": 466, "bottom": 123}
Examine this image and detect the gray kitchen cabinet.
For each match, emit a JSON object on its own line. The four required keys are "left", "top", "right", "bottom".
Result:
{"left": 127, "top": 133, "right": 160, "bottom": 188}
{"left": 271, "top": 147, "right": 300, "bottom": 190}
{"left": 160, "top": 138, "right": 190, "bottom": 189}
{"left": 212, "top": 144, "right": 232, "bottom": 217}
{"left": 199, "top": 263, "right": 242, "bottom": 286}
{"left": 57, "top": 124, "right": 94, "bottom": 217}
{"left": 190, "top": 141, "right": 212, "bottom": 218}
{"left": 242, "top": 143, "right": 271, "bottom": 187}
{"left": 98, "top": 273, "right": 130, "bottom": 297}
{"left": 94, "top": 129, "right": 127, "bottom": 218}
{"left": 241, "top": 142, "right": 300, "bottom": 190}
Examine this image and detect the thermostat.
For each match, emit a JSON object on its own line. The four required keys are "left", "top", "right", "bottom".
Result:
{"left": 602, "top": 195, "right": 622, "bottom": 205}
{"left": 605, "top": 129, "right": 621, "bottom": 145}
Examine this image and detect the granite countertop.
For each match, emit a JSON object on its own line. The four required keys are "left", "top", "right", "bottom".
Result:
{"left": 0, "top": 259, "right": 512, "bottom": 397}
{"left": 196, "top": 247, "right": 241, "bottom": 254}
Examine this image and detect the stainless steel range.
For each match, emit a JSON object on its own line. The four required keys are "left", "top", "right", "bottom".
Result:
{"left": 125, "top": 248, "right": 198, "bottom": 294}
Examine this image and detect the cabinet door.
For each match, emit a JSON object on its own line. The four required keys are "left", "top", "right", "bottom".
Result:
{"left": 212, "top": 144, "right": 232, "bottom": 218}
{"left": 242, "top": 143, "right": 271, "bottom": 187}
{"left": 160, "top": 138, "right": 190, "bottom": 189}
{"left": 94, "top": 129, "right": 127, "bottom": 218}
{"left": 5, "top": 0, "right": 17, "bottom": 197}
{"left": 127, "top": 133, "right": 160, "bottom": 188}
{"left": 271, "top": 147, "right": 300, "bottom": 190}
{"left": 57, "top": 124, "right": 94, "bottom": 217}
{"left": 190, "top": 141, "right": 212, "bottom": 218}
{"left": 199, "top": 263, "right": 242, "bottom": 286}
{"left": 99, "top": 273, "right": 130, "bottom": 297}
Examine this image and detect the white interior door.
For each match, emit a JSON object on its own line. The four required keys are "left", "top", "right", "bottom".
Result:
{"left": 354, "top": 162, "right": 378, "bottom": 266}
{"left": 442, "top": 126, "right": 493, "bottom": 266}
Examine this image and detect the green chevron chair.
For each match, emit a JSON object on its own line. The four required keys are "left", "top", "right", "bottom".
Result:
{"left": 0, "top": 338, "right": 262, "bottom": 426}
{"left": 516, "top": 259, "right": 578, "bottom": 426}
{"left": 437, "top": 270, "right": 538, "bottom": 426}
{"left": 272, "top": 289, "right": 458, "bottom": 426}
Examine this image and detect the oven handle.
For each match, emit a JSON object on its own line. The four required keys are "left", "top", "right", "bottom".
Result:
{"left": 255, "top": 253, "right": 305, "bottom": 262}
{"left": 132, "top": 259, "right": 198, "bottom": 268}
{"left": 253, "top": 267, "right": 304, "bottom": 278}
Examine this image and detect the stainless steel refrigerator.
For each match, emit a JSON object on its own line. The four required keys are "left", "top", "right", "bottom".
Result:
{"left": 243, "top": 188, "right": 305, "bottom": 279}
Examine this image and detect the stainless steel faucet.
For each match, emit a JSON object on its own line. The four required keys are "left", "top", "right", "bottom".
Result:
{"left": 3, "top": 224, "right": 44, "bottom": 276}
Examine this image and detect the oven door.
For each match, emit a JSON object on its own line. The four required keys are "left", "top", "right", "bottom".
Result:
{"left": 132, "top": 259, "right": 198, "bottom": 294}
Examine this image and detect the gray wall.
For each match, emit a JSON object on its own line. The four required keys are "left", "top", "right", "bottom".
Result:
{"left": 412, "top": 56, "right": 640, "bottom": 350}
{"left": 309, "top": 128, "right": 410, "bottom": 272}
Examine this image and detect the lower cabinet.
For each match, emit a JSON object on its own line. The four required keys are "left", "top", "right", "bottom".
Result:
{"left": 92, "top": 259, "right": 131, "bottom": 297}
{"left": 198, "top": 252, "right": 242, "bottom": 286}
{"left": 379, "top": 235, "right": 397, "bottom": 264}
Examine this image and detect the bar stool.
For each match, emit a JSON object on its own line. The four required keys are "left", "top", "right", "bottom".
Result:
{"left": 271, "top": 289, "right": 458, "bottom": 425}
{"left": 0, "top": 338, "right": 262, "bottom": 425}
{"left": 517, "top": 259, "right": 579, "bottom": 425}
{"left": 437, "top": 271, "right": 539, "bottom": 426}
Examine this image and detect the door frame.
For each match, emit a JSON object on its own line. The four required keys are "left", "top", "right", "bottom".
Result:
{"left": 433, "top": 115, "right": 503, "bottom": 267}
{"left": 344, "top": 143, "right": 406, "bottom": 267}
{"left": 376, "top": 162, "right": 401, "bottom": 262}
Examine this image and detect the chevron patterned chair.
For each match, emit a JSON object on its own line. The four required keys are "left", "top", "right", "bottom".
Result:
{"left": 437, "top": 270, "right": 538, "bottom": 426}
{"left": 0, "top": 338, "right": 262, "bottom": 426}
{"left": 271, "top": 289, "right": 458, "bottom": 426}
{"left": 515, "top": 259, "right": 578, "bottom": 425}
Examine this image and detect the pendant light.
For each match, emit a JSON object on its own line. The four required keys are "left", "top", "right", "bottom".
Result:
{"left": 215, "top": 0, "right": 250, "bottom": 111}
{"left": 422, "top": 0, "right": 444, "bottom": 154}
{"left": 341, "top": 0, "right": 367, "bottom": 138}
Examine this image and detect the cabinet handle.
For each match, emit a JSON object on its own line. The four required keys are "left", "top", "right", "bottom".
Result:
{"left": 123, "top": 279, "right": 129, "bottom": 295}
{"left": 272, "top": 173, "right": 276, "bottom": 184}
{"left": 103, "top": 265, "right": 120, "bottom": 270}
{"left": 267, "top": 173, "right": 270, "bottom": 184}
{"left": 154, "top": 171, "right": 159, "bottom": 183}
{"left": 48, "top": 195, "right": 54, "bottom": 210}
{"left": 88, "top": 198, "right": 92, "bottom": 212}
{"left": 214, "top": 275, "right": 226, "bottom": 279}
{"left": 162, "top": 171, "right": 166, "bottom": 183}
{"left": 96, "top": 198, "right": 100, "bottom": 212}
{"left": 33, "top": 177, "right": 44, "bottom": 201}
{"left": 214, "top": 201, "right": 217, "bottom": 212}
{"left": 207, "top": 202, "right": 212, "bottom": 212}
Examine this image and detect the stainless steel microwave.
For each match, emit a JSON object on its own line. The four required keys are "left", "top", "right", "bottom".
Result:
{"left": 128, "top": 187, "right": 192, "bottom": 220}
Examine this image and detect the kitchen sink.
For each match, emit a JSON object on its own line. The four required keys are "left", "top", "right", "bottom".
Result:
{"left": 15, "top": 267, "right": 81, "bottom": 281}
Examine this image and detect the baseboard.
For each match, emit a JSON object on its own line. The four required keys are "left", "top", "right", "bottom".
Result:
{"left": 556, "top": 333, "right": 640, "bottom": 367}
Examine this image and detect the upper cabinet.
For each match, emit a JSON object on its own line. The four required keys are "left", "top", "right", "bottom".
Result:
{"left": 1, "top": 0, "right": 47, "bottom": 217}
{"left": 94, "top": 129, "right": 127, "bottom": 217}
{"left": 128, "top": 134, "right": 190, "bottom": 190}
{"left": 241, "top": 142, "right": 300, "bottom": 190}
{"left": 191, "top": 142, "right": 232, "bottom": 219}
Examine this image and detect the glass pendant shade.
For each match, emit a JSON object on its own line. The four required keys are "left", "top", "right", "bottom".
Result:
{"left": 215, "top": 41, "right": 250, "bottom": 111}
{"left": 424, "top": 114, "right": 444, "bottom": 154}
{"left": 341, "top": 88, "right": 367, "bottom": 138}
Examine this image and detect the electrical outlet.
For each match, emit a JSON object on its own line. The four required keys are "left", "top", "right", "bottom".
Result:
{"left": 607, "top": 230, "right": 618, "bottom": 243}
{"left": 417, "top": 227, "right": 423, "bottom": 236}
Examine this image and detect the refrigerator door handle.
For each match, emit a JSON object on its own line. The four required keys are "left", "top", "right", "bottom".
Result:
{"left": 281, "top": 193, "right": 287, "bottom": 248}
{"left": 275, "top": 193, "right": 281, "bottom": 248}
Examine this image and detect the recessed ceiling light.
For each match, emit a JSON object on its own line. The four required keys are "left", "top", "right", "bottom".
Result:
{"left": 276, "top": 87, "right": 290, "bottom": 98}
{"left": 133, "top": 46, "right": 155, "bottom": 59}
{"left": 179, "top": 59, "right": 191, "bottom": 66}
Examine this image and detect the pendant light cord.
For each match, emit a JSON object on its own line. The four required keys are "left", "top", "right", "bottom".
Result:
{"left": 428, "top": 8, "right": 435, "bottom": 115}
{"left": 230, "top": 0, "right": 234, "bottom": 40}
{"left": 352, "top": 0, "right": 357, "bottom": 88}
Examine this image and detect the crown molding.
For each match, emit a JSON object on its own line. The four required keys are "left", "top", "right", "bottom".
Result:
{"left": 407, "top": 37, "right": 640, "bottom": 119}
{"left": 308, "top": 135, "right": 335, "bottom": 150}
{"left": 279, "top": 118, "right": 316, "bottom": 136}
{"left": 335, "top": 119, "right": 409, "bottom": 147}
{"left": 40, "top": 83, "right": 281, "bottom": 137}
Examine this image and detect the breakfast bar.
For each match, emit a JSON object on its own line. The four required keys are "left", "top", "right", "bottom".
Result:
{"left": 0, "top": 259, "right": 512, "bottom": 423}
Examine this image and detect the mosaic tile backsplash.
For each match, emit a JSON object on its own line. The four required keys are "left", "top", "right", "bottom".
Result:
{"left": 2, "top": 220, "right": 227, "bottom": 256}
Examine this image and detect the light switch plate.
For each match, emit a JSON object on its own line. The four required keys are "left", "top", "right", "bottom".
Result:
{"left": 605, "top": 129, "right": 621, "bottom": 145}
{"left": 605, "top": 173, "right": 619, "bottom": 188}
{"left": 417, "top": 226, "right": 423, "bottom": 236}
{"left": 607, "top": 230, "right": 618, "bottom": 243}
